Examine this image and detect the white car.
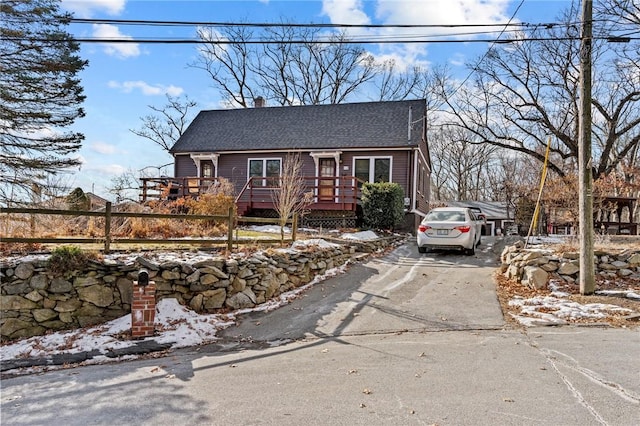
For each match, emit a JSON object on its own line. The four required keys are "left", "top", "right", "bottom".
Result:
{"left": 417, "top": 207, "right": 483, "bottom": 255}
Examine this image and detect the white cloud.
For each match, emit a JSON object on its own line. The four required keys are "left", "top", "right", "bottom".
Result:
{"left": 61, "top": 0, "right": 126, "bottom": 18}
{"left": 322, "top": 0, "right": 370, "bottom": 24}
{"left": 92, "top": 24, "right": 141, "bottom": 58}
{"left": 108, "top": 80, "right": 184, "bottom": 97}
{"left": 449, "top": 52, "right": 467, "bottom": 67}
{"left": 87, "top": 164, "right": 128, "bottom": 175}
{"left": 321, "top": 0, "right": 512, "bottom": 74}
{"left": 91, "top": 141, "right": 118, "bottom": 155}
{"left": 371, "top": 52, "right": 405, "bottom": 68}
{"left": 375, "top": 0, "right": 510, "bottom": 30}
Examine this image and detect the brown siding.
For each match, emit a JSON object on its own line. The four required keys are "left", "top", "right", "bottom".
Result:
{"left": 175, "top": 149, "right": 418, "bottom": 200}
{"left": 415, "top": 135, "right": 431, "bottom": 215}
{"left": 299, "top": 155, "right": 317, "bottom": 175}
{"left": 414, "top": 155, "right": 429, "bottom": 214}
{"left": 217, "top": 153, "right": 317, "bottom": 194}
{"left": 340, "top": 150, "right": 411, "bottom": 196}
{"left": 174, "top": 154, "right": 196, "bottom": 177}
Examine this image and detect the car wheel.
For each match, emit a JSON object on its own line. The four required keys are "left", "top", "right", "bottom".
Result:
{"left": 418, "top": 246, "right": 427, "bottom": 254}
{"left": 465, "top": 245, "right": 475, "bottom": 256}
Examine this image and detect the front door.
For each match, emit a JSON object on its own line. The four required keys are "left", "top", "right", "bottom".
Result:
{"left": 319, "top": 158, "right": 336, "bottom": 201}
{"left": 199, "top": 160, "right": 214, "bottom": 192}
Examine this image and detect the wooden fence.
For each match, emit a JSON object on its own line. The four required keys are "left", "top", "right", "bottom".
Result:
{"left": 0, "top": 202, "right": 298, "bottom": 253}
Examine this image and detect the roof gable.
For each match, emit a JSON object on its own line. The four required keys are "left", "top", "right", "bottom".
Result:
{"left": 170, "top": 99, "right": 426, "bottom": 153}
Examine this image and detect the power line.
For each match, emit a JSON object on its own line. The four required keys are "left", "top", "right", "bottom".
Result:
{"left": 4, "top": 35, "right": 634, "bottom": 45}
{"left": 5, "top": 14, "right": 633, "bottom": 45}
{"left": 66, "top": 17, "right": 568, "bottom": 29}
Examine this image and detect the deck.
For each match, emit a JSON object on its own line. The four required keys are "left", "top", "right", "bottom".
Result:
{"left": 140, "top": 176, "right": 361, "bottom": 215}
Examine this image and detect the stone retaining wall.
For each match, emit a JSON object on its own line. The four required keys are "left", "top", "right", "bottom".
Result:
{"left": 500, "top": 241, "right": 640, "bottom": 289}
{"left": 0, "top": 236, "right": 404, "bottom": 341}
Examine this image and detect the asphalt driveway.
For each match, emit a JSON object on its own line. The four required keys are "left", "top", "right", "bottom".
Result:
{"left": 217, "top": 238, "right": 505, "bottom": 349}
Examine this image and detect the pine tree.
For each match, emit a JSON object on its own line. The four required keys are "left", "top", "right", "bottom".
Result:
{"left": 66, "top": 187, "right": 90, "bottom": 211}
{"left": 0, "top": 0, "right": 87, "bottom": 202}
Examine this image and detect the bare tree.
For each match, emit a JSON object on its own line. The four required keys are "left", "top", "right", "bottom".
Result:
{"left": 108, "top": 169, "right": 141, "bottom": 203}
{"left": 372, "top": 59, "right": 425, "bottom": 101}
{"left": 192, "top": 25, "right": 257, "bottom": 107}
{"left": 598, "top": 0, "right": 640, "bottom": 30}
{"left": 485, "top": 151, "right": 540, "bottom": 216}
{"left": 428, "top": 127, "right": 455, "bottom": 201}
{"left": 130, "top": 94, "right": 197, "bottom": 152}
{"left": 429, "top": 124, "right": 499, "bottom": 201}
{"left": 271, "top": 153, "right": 313, "bottom": 244}
{"left": 597, "top": 0, "right": 640, "bottom": 170}
{"left": 191, "top": 24, "right": 418, "bottom": 106}
{"left": 434, "top": 3, "right": 640, "bottom": 180}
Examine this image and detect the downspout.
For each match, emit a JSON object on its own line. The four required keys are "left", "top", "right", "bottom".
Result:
{"left": 408, "top": 106, "right": 412, "bottom": 141}
{"left": 172, "top": 153, "right": 178, "bottom": 177}
{"left": 412, "top": 149, "right": 418, "bottom": 213}
{"left": 407, "top": 150, "right": 411, "bottom": 207}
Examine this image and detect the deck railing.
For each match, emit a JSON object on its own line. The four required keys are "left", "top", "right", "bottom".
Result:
{"left": 141, "top": 176, "right": 362, "bottom": 212}
{"left": 235, "top": 176, "right": 361, "bottom": 213}
{"left": 139, "top": 177, "right": 221, "bottom": 202}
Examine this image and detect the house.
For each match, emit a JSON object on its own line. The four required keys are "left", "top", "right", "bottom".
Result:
{"left": 443, "top": 200, "right": 514, "bottom": 236}
{"left": 142, "top": 99, "right": 431, "bottom": 228}
{"left": 85, "top": 192, "right": 110, "bottom": 211}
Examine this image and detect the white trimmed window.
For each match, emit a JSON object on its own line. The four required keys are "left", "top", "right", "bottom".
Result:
{"left": 353, "top": 156, "right": 392, "bottom": 187}
{"left": 248, "top": 158, "right": 281, "bottom": 187}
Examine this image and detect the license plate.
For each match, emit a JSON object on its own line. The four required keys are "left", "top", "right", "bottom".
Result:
{"left": 437, "top": 229, "right": 449, "bottom": 235}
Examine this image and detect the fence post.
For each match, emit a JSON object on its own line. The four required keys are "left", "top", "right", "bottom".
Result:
{"left": 141, "top": 179, "right": 147, "bottom": 203}
{"left": 227, "top": 206, "right": 234, "bottom": 251}
{"left": 292, "top": 213, "right": 298, "bottom": 242}
{"left": 104, "top": 202, "right": 112, "bottom": 253}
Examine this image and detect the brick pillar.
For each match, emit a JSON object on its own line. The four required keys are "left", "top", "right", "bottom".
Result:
{"left": 131, "top": 281, "right": 156, "bottom": 339}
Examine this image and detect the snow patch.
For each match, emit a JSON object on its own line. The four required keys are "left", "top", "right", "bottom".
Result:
{"left": 249, "top": 225, "right": 288, "bottom": 234}
{"left": 291, "top": 239, "right": 340, "bottom": 250}
{"left": 509, "top": 295, "right": 633, "bottom": 326}
{"left": 340, "top": 230, "right": 379, "bottom": 241}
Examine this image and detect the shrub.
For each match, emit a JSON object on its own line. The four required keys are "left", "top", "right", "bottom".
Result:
{"left": 48, "top": 246, "right": 99, "bottom": 275}
{"left": 185, "top": 192, "right": 237, "bottom": 236}
{"left": 361, "top": 182, "right": 405, "bottom": 230}
{"left": 186, "top": 193, "right": 236, "bottom": 216}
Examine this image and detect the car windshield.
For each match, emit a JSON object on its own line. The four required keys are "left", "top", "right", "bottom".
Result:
{"left": 425, "top": 210, "right": 466, "bottom": 222}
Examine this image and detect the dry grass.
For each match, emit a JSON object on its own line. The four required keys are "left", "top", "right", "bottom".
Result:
{"left": 0, "top": 194, "right": 238, "bottom": 255}
{"left": 496, "top": 237, "right": 640, "bottom": 328}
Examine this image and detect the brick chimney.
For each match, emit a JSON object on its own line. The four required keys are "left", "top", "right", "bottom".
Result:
{"left": 253, "top": 96, "right": 265, "bottom": 108}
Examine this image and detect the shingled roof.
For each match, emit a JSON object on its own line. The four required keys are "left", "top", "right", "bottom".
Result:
{"left": 169, "top": 99, "right": 426, "bottom": 153}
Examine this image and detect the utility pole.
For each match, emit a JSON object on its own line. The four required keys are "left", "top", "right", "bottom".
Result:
{"left": 579, "top": 0, "right": 595, "bottom": 295}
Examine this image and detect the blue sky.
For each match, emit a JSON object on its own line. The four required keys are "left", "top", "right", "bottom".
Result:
{"left": 58, "top": 0, "right": 571, "bottom": 200}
